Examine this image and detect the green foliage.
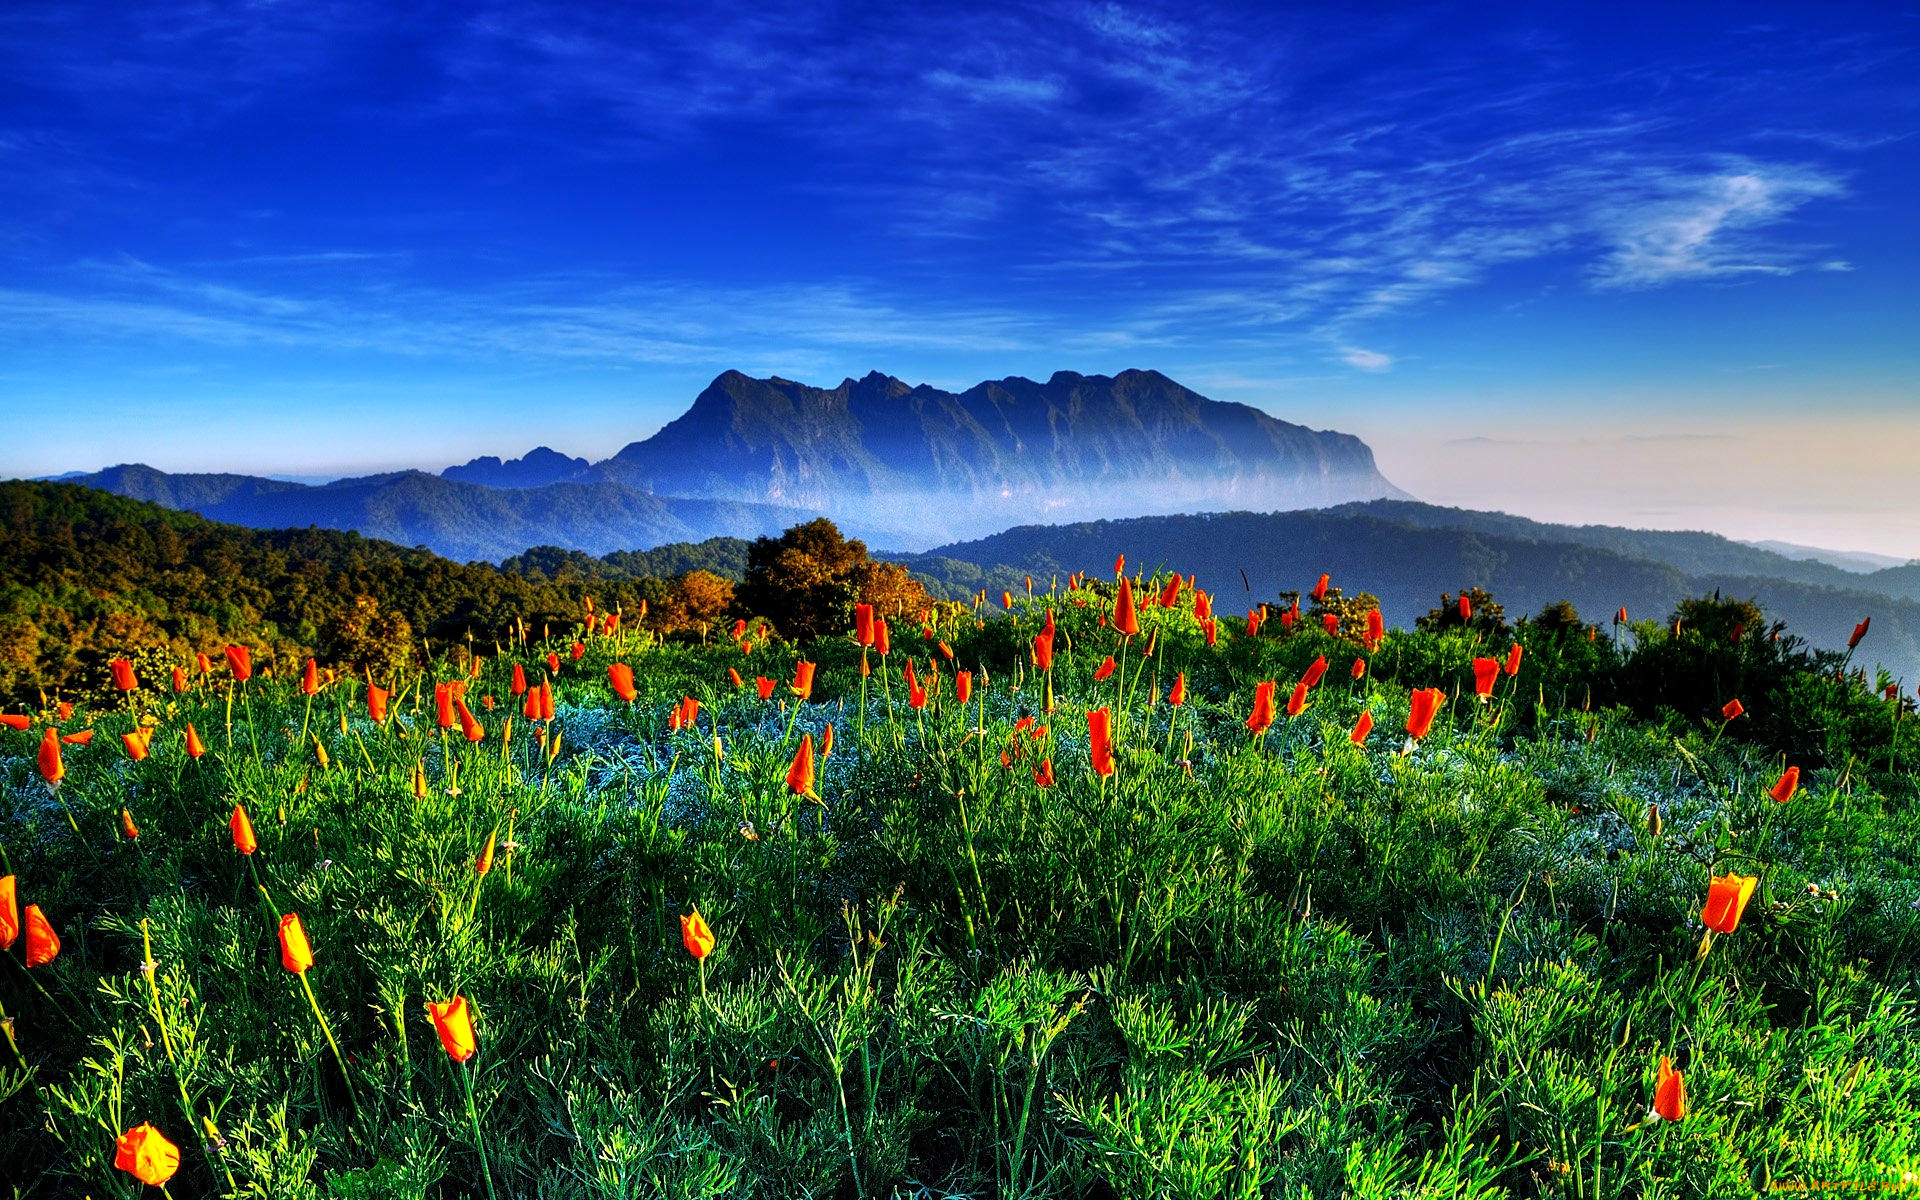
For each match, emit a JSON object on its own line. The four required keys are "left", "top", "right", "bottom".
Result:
{"left": 2, "top": 527, "right": 1919, "bottom": 1198}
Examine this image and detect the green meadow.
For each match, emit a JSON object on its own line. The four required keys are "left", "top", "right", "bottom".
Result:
{"left": 2, "top": 571, "right": 1917, "bottom": 1199}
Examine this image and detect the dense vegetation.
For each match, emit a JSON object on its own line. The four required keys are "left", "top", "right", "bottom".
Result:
{"left": 1, "top": 516, "right": 1917, "bottom": 1197}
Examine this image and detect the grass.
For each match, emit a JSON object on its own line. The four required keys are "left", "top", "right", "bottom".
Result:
{"left": 1, "top": 575, "right": 1918, "bottom": 1198}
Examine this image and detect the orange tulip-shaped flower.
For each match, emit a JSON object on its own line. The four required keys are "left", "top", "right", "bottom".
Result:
{"left": 791, "top": 660, "right": 816, "bottom": 700}
{"left": 1472, "top": 657, "right": 1499, "bottom": 698}
{"left": 1701, "top": 873, "right": 1758, "bottom": 934}
{"left": 475, "top": 828, "right": 497, "bottom": 876}
{"left": 1246, "top": 682, "right": 1277, "bottom": 734}
{"left": 1721, "top": 698, "right": 1744, "bottom": 721}
{"left": 123, "top": 728, "right": 151, "bottom": 761}
{"left": 680, "top": 696, "right": 700, "bottom": 727}
{"left": 61, "top": 729, "right": 94, "bottom": 746}
{"left": 854, "top": 603, "right": 875, "bottom": 646}
{"left": 1087, "top": 707, "right": 1116, "bottom": 776}
{"left": 110, "top": 657, "right": 138, "bottom": 692}
{"left": 1505, "top": 643, "right": 1523, "bottom": 676}
{"left": 184, "top": 723, "right": 205, "bottom": 759}
{"left": 1302, "top": 655, "right": 1329, "bottom": 689}
{"left": 608, "top": 663, "right": 637, "bottom": 703}
{"left": 510, "top": 663, "right": 527, "bottom": 696}
{"left": 121, "top": 807, "right": 140, "bottom": 841}
{"left": 455, "top": 699, "right": 484, "bottom": 743}
{"left": 37, "top": 726, "right": 63, "bottom": 785}
{"left": 539, "top": 682, "right": 555, "bottom": 722}
{"left": 1407, "top": 687, "right": 1445, "bottom": 741}
{"left": 0, "top": 713, "right": 27, "bottom": 730}
{"left": 1002, "top": 590, "right": 1014, "bottom": 610}
{"left": 426, "top": 995, "right": 478, "bottom": 1062}
{"left": 115, "top": 1122, "right": 181, "bottom": 1186}
{"left": 301, "top": 658, "right": 320, "bottom": 696}
{"left": 1168, "top": 672, "right": 1186, "bottom": 707}
{"left": 821, "top": 723, "right": 835, "bottom": 757}
{"left": 1193, "top": 590, "right": 1213, "bottom": 621}
{"left": 875, "top": 617, "right": 891, "bottom": 657}
{"left": 367, "top": 684, "right": 390, "bottom": 724}
{"left": 1113, "top": 576, "right": 1140, "bottom": 637}
{"left": 1285, "top": 680, "right": 1308, "bottom": 717}
{"left": 279, "top": 912, "right": 315, "bottom": 973}
{"left": 681, "top": 907, "right": 715, "bottom": 958}
{"left": 0, "top": 875, "right": 17, "bottom": 951}
{"left": 956, "top": 670, "right": 972, "bottom": 705}
{"left": 1651, "top": 1056, "right": 1687, "bottom": 1122}
{"left": 1093, "top": 655, "right": 1116, "bottom": 682}
{"left": 1458, "top": 595, "right": 1472, "bottom": 621}
{"left": 231, "top": 804, "right": 258, "bottom": 854}
{"left": 1351, "top": 656, "right": 1367, "bottom": 681}
{"left": 1245, "top": 611, "right": 1261, "bottom": 638}
{"left": 171, "top": 666, "right": 188, "bottom": 694}
{"left": 1032, "top": 630, "right": 1054, "bottom": 671}
{"left": 1033, "top": 757, "right": 1055, "bottom": 787}
{"left": 787, "top": 734, "right": 816, "bottom": 797}
{"left": 1770, "top": 765, "right": 1799, "bottom": 803}
{"left": 24, "top": 904, "right": 60, "bottom": 967}
{"left": 1365, "top": 609, "right": 1385, "bottom": 649}
{"left": 1351, "top": 710, "right": 1375, "bottom": 745}
{"left": 755, "top": 675, "right": 775, "bottom": 700}
{"left": 1158, "top": 575, "right": 1181, "bottom": 608}
{"left": 1849, "top": 617, "right": 1870, "bottom": 649}
{"left": 434, "top": 683, "right": 455, "bottom": 728}
{"left": 1321, "top": 612, "right": 1339, "bottom": 635}
{"left": 225, "top": 644, "right": 252, "bottom": 681}
{"left": 1311, "top": 573, "right": 1330, "bottom": 602}
{"left": 196, "top": 651, "right": 212, "bottom": 676}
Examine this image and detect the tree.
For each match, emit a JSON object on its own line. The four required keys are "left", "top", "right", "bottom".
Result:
{"left": 653, "top": 570, "right": 735, "bottom": 636}
{"left": 1416, "top": 587, "right": 1509, "bottom": 640}
{"left": 736, "top": 519, "right": 929, "bottom": 640}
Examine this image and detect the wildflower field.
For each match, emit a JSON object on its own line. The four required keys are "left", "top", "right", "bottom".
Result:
{"left": 3, "top": 563, "right": 1919, "bottom": 1199}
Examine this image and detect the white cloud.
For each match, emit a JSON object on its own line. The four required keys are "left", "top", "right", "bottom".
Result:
{"left": 1588, "top": 162, "right": 1847, "bottom": 289}
{"left": 1340, "top": 346, "right": 1392, "bottom": 372}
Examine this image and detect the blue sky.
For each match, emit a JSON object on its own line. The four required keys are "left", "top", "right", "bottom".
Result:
{"left": 4, "top": 2, "right": 1917, "bottom": 552}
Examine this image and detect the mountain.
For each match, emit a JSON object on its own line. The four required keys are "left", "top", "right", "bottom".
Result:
{"left": 442, "top": 446, "right": 592, "bottom": 489}
{"left": 590, "top": 369, "right": 1406, "bottom": 542}
{"left": 1743, "top": 539, "right": 1912, "bottom": 574}
{"left": 62, "top": 464, "right": 812, "bottom": 563}
{"left": 903, "top": 505, "right": 1920, "bottom": 683}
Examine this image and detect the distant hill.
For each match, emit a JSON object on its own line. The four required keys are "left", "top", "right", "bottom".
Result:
{"left": 589, "top": 369, "right": 1405, "bottom": 542}
{"left": 903, "top": 506, "right": 1920, "bottom": 683}
{"left": 1743, "top": 539, "right": 1912, "bottom": 574}
{"left": 61, "top": 464, "right": 811, "bottom": 563}
{"left": 442, "top": 447, "right": 592, "bottom": 489}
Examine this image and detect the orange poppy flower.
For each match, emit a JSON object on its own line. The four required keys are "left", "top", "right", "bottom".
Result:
{"left": 1002, "top": 590, "right": 1014, "bottom": 610}
{"left": 1407, "top": 688, "right": 1445, "bottom": 741}
{"left": 25, "top": 904, "right": 60, "bottom": 967}
{"left": 184, "top": 723, "right": 205, "bottom": 759}
{"left": 1093, "top": 655, "right": 1116, "bottom": 682}
{"left": 1088, "top": 708, "right": 1115, "bottom": 776}
{"left": 1286, "top": 680, "right": 1308, "bottom": 717}
{"left": 455, "top": 699, "right": 484, "bottom": 743}
{"left": 1849, "top": 618, "right": 1870, "bottom": 649}
{"left": 123, "top": 727, "right": 152, "bottom": 761}
{"left": 1351, "top": 710, "right": 1374, "bottom": 744}
{"left": 821, "top": 723, "right": 835, "bottom": 757}
{"left": 1033, "top": 757, "right": 1055, "bottom": 787}
{"left": 1701, "top": 873, "right": 1758, "bottom": 934}
{"left": 755, "top": 676, "right": 775, "bottom": 700}
{"left": 37, "top": 727, "right": 62, "bottom": 785}
{"left": 1770, "top": 766, "right": 1799, "bottom": 803}
{"left": 1351, "top": 657, "right": 1367, "bottom": 680}
{"left": 1505, "top": 643, "right": 1524, "bottom": 676}
{"left": 791, "top": 661, "right": 816, "bottom": 700}
{"left": 956, "top": 671, "right": 973, "bottom": 705}
{"left": 110, "top": 658, "right": 138, "bottom": 692}
{"left": 1033, "top": 630, "right": 1054, "bottom": 671}
{"left": 225, "top": 645, "right": 252, "bottom": 681}
{"left": 608, "top": 663, "right": 637, "bottom": 703}
{"left": 121, "top": 808, "right": 139, "bottom": 840}
{"left": 681, "top": 908, "right": 715, "bottom": 958}
{"left": 1458, "top": 595, "right": 1472, "bottom": 621}
{"left": 854, "top": 603, "right": 875, "bottom": 646}
{"left": 875, "top": 618, "right": 892, "bottom": 657}
{"left": 1365, "top": 609, "right": 1385, "bottom": 648}
{"left": 510, "top": 663, "right": 527, "bottom": 696}
{"left": 567, "top": 643, "right": 582, "bottom": 663}
{"left": 728, "top": 668, "right": 744, "bottom": 689}
{"left": 1168, "top": 672, "right": 1186, "bottom": 707}
{"left": 1158, "top": 575, "right": 1182, "bottom": 608}
{"left": 1321, "top": 612, "right": 1339, "bottom": 635}
{"left": 435, "top": 683, "right": 455, "bottom": 728}
{"left": 1301, "top": 656, "right": 1328, "bottom": 689}
{"left": 171, "top": 666, "right": 188, "bottom": 694}
{"left": 115, "top": 1122, "right": 181, "bottom": 1186}
{"left": 367, "top": 684, "right": 390, "bottom": 724}
{"left": 1721, "top": 698, "right": 1744, "bottom": 721}
{"left": 231, "top": 804, "right": 258, "bottom": 855}
{"left": 475, "top": 828, "right": 497, "bottom": 876}
{"left": 1652, "top": 1056, "right": 1686, "bottom": 1122}
{"left": 0, "top": 875, "right": 16, "bottom": 950}
{"left": 1246, "top": 682, "right": 1276, "bottom": 734}
{"left": 426, "top": 995, "right": 478, "bottom": 1062}
{"left": 301, "top": 659, "right": 320, "bottom": 696}
{"left": 1472, "top": 657, "right": 1499, "bottom": 698}
{"left": 1113, "top": 577, "right": 1140, "bottom": 637}
{"left": 61, "top": 729, "right": 93, "bottom": 745}
{"left": 279, "top": 912, "right": 315, "bottom": 973}
{"left": 0, "top": 713, "right": 27, "bottom": 730}
{"left": 787, "top": 734, "right": 816, "bottom": 796}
